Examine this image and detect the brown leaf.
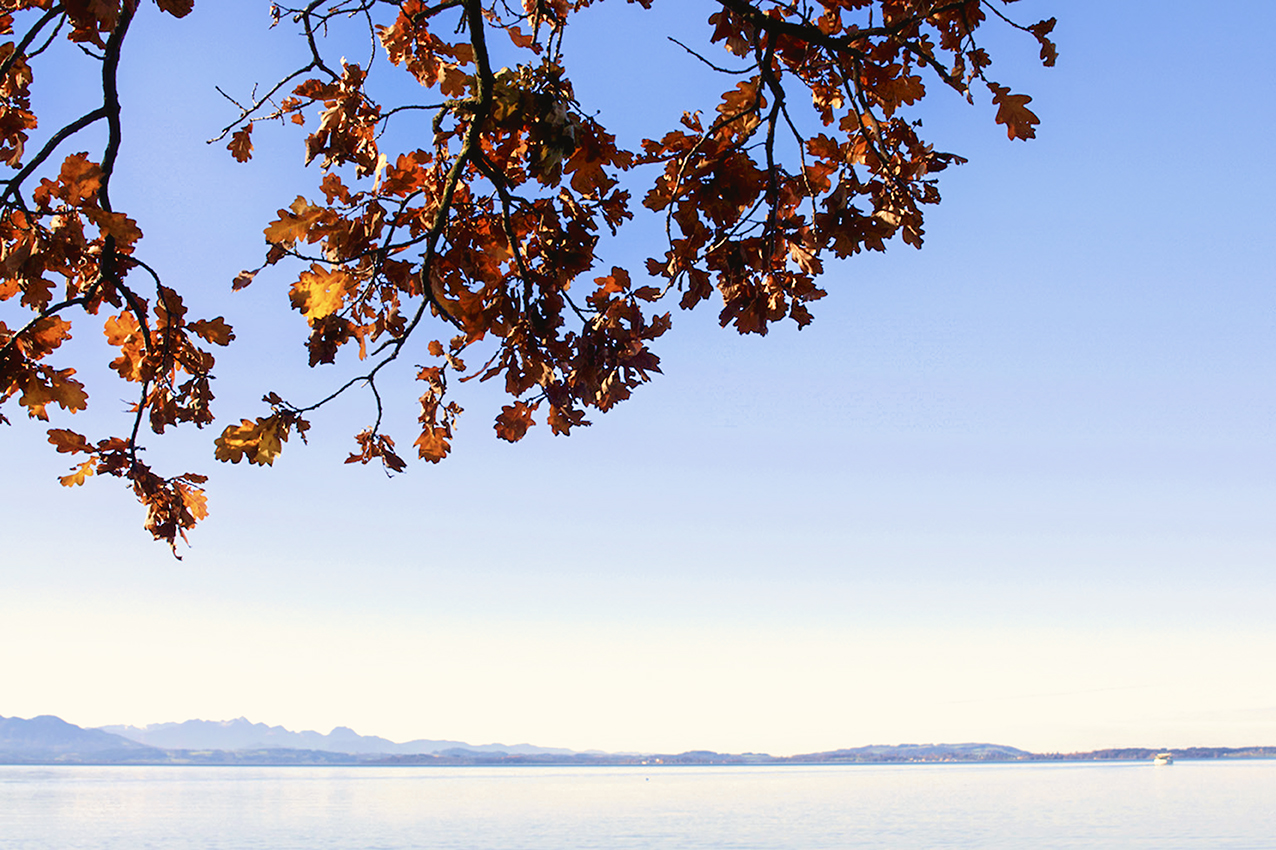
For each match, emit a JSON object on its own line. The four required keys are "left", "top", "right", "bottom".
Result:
{"left": 347, "top": 428, "right": 407, "bottom": 472}
{"left": 187, "top": 317, "right": 235, "bottom": 346}
{"left": 789, "top": 242, "right": 823, "bottom": 276}
{"left": 84, "top": 208, "right": 143, "bottom": 248}
{"left": 227, "top": 124, "right": 253, "bottom": 162}
{"left": 154, "top": 0, "right": 195, "bottom": 18}
{"left": 47, "top": 428, "right": 92, "bottom": 453}
{"left": 988, "top": 83, "right": 1039, "bottom": 140}
{"left": 494, "top": 401, "right": 537, "bottom": 442}
{"left": 1028, "top": 18, "right": 1058, "bottom": 67}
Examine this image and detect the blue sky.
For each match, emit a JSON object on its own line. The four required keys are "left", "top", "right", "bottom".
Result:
{"left": 1, "top": 0, "right": 1273, "bottom": 755}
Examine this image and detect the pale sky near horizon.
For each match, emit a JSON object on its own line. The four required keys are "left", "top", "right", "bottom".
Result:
{"left": 1, "top": 1, "right": 1273, "bottom": 757}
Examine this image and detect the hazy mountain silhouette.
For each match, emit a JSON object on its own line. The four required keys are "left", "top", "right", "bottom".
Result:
{"left": 6, "top": 713, "right": 1270, "bottom": 767}
{"left": 0, "top": 714, "right": 164, "bottom": 761}
{"left": 791, "top": 742, "right": 1033, "bottom": 761}
{"left": 98, "top": 717, "right": 576, "bottom": 755}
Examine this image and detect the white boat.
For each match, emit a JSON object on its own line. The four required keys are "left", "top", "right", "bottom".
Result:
{"left": 1153, "top": 752, "right": 1174, "bottom": 765}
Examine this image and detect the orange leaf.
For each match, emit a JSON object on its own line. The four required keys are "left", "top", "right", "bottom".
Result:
{"left": 506, "top": 25, "right": 535, "bottom": 49}
{"left": 57, "top": 153, "right": 103, "bottom": 204}
{"left": 414, "top": 426, "right": 451, "bottom": 462}
{"left": 104, "top": 311, "right": 146, "bottom": 381}
{"left": 264, "top": 196, "right": 326, "bottom": 247}
{"left": 25, "top": 315, "right": 72, "bottom": 354}
{"left": 20, "top": 368, "right": 88, "bottom": 419}
{"left": 177, "top": 481, "right": 208, "bottom": 521}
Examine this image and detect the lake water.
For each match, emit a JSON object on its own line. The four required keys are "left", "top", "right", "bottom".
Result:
{"left": 2, "top": 761, "right": 1274, "bottom": 848}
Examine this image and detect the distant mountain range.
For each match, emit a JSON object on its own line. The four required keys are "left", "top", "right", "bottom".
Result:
{"left": 0, "top": 715, "right": 165, "bottom": 763}
{"left": 4, "top": 714, "right": 1275, "bottom": 766}
{"left": 98, "top": 717, "right": 574, "bottom": 756}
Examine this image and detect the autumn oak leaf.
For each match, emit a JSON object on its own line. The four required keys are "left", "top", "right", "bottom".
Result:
{"left": 988, "top": 83, "right": 1039, "bottom": 140}
{"left": 1028, "top": 18, "right": 1059, "bottom": 67}
{"left": 47, "top": 428, "right": 92, "bottom": 453}
{"left": 227, "top": 124, "right": 253, "bottom": 162}
{"left": 19, "top": 368, "right": 88, "bottom": 419}
{"left": 177, "top": 481, "right": 209, "bottom": 521}
{"left": 26, "top": 315, "right": 73, "bottom": 354}
{"left": 83, "top": 208, "right": 143, "bottom": 248}
{"left": 264, "top": 197, "right": 327, "bottom": 247}
{"left": 214, "top": 415, "right": 285, "bottom": 465}
{"left": 290, "top": 264, "right": 353, "bottom": 322}
{"left": 57, "top": 153, "right": 103, "bottom": 204}
{"left": 187, "top": 317, "right": 235, "bottom": 346}
{"left": 59, "top": 458, "right": 96, "bottom": 487}
{"left": 494, "top": 401, "right": 537, "bottom": 442}
{"left": 414, "top": 427, "right": 451, "bottom": 462}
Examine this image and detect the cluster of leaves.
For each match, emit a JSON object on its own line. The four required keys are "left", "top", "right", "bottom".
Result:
{"left": 0, "top": 0, "right": 221, "bottom": 551}
{"left": 1, "top": 0, "right": 1054, "bottom": 550}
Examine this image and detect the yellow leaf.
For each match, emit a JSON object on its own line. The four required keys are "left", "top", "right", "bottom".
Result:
{"left": 290, "top": 264, "right": 353, "bottom": 322}
{"left": 214, "top": 415, "right": 286, "bottom": 465}
{"left": 59, "top": 458, "right": 95, "bottom": 487}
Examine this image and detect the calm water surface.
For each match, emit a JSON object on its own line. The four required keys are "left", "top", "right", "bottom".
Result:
{"left": 3, "top": 761, "right": 1274, "bottom": 849}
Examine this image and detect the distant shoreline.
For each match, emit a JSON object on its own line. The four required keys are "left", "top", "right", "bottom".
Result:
{"left": 5, "top": 714, "right": 1274, "bottom": 767}
{"left": 4, "top": 747, "right": 1276, "bottom": 768}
